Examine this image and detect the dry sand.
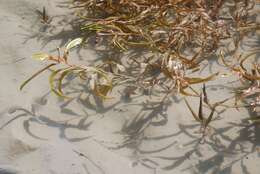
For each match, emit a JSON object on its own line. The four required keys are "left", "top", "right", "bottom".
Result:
{"left": 0, "top": 0, "right": 260, "bottom": 174}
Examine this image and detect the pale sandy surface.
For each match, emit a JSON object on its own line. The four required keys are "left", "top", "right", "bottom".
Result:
{"left": 0, "top": 0, "right": 260, "bottom": 174}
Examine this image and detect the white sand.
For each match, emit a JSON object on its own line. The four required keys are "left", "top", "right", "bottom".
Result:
{"left": 0, "top": 0, "right": 259, "bottom": 174}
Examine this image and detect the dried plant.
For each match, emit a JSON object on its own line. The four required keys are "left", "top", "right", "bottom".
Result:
{"left": 20, "top": 1, "right": 258, "bottom": 106}
{"left": 20, "top": 38, "right": 220, "bottom": 102}
{"left": 36, "top": 6, "right": 52, "bottom": 24}
{"left": 220, "top": 49, "right": 260, "bottom": 119}
{"left": 72, "top": 0, "right": 256, "bottom": 58}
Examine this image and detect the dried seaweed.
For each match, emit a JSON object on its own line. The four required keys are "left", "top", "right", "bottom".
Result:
{"left": 73, "top": 0, "right": 256, "bottom": 57}
{"left": 227, "top": 49, "right": 260, "bottom": 117}
{"left": 21, "top": 1, "right": 258, "bottom": 105}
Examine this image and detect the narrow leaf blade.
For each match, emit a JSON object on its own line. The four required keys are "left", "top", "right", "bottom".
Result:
{"left": 184, "top": 98, "right": 201, "bottom": 122}
{"left": 20, "top": 63, "right": 56, "bottom": 91}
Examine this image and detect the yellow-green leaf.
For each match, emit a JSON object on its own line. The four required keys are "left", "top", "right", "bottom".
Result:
{"left": 57, "top": 68, "right": 78, "bottom": 98}
{"left": 94, "top": 84, "right": 113, "bottom": 99}
{"left": 20, "top": 63, "right": 57, "bottom": 91}
{"left": 65, "top": 38, "right": 83, "bottom": 52}
{"left": 184, "top": 98, "right": 201, "bottom": 122}
{"left": 49, "top": 68, "right": 64, "bottom": 97}
{"left": 32, "top": 53, "right": 50, "bottom": 61}
{"left": 184, "top": 72, "right": 219, "bottom": 84}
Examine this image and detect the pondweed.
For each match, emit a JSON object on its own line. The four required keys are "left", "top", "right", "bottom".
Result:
{"left": 20, "top": 0, "right": 259, "bottom": 115}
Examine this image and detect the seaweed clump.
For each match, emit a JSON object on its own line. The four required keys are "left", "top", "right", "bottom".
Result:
{"left": 74, "top": 0, "right": 255, "bottom": 54}
{"left": 20, "top": 0, "right": 258, "bottom": 103}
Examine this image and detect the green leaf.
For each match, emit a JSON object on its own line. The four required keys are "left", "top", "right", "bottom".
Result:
{"left": 49, "top": 68, "right": 74, "bottom": 98}
{"left": 57, "top": 68, "right": 78, "bottom": 98}
{"left": 65, "top": 38, "right": 83, "bottom": 52}
{"left": 82, "top": 23, "right": 104, "bottom": 32}
{"left": 184, "top": 98, "right": 201, "bottom": 122}
{"left": 20, "top": 63, "right": 57, "bottom": 91}
{"left": 49, "top": 68, "right": 64, "bottom": 97}
{"left": 112, "top": 37, "right": 127, "bottom": 51}
{"left": 204, "top": 106, "right": 216, "bottom": 129}
{"left": 32, "top": 53, "right": 49, "bottom": 61}
{"left": 184, "top": 72, "right": 219, "bottom": 84}
{"left": 179, "top": 87, "right": 198, "bottom": 96}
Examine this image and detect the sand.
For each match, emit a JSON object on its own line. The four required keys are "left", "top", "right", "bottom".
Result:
{"left": 0, "top": 0, "right": 259, "bottom": 174}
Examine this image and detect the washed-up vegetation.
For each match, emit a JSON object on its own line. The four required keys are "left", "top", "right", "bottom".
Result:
{"left": 20, "top": 0, "right": 259, "bottom": 131}
{"left": 220, "top": 49, "right": 260, "bottom": 118}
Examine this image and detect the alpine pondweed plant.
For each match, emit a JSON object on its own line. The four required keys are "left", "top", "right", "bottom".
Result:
{"left": 184, "top": 84, "right": 230, "bottom": 142}
{"left": 61, "top": 0, "right": 258, "bottom": 101}
{"left": 20, "top": 38, "right": 220, "bottom": 103}
{"left": 20, "top": 1, "right": 259, "bottom": 107}
{"left": 20, "top": 38, "right": 116, "bottom": 100}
